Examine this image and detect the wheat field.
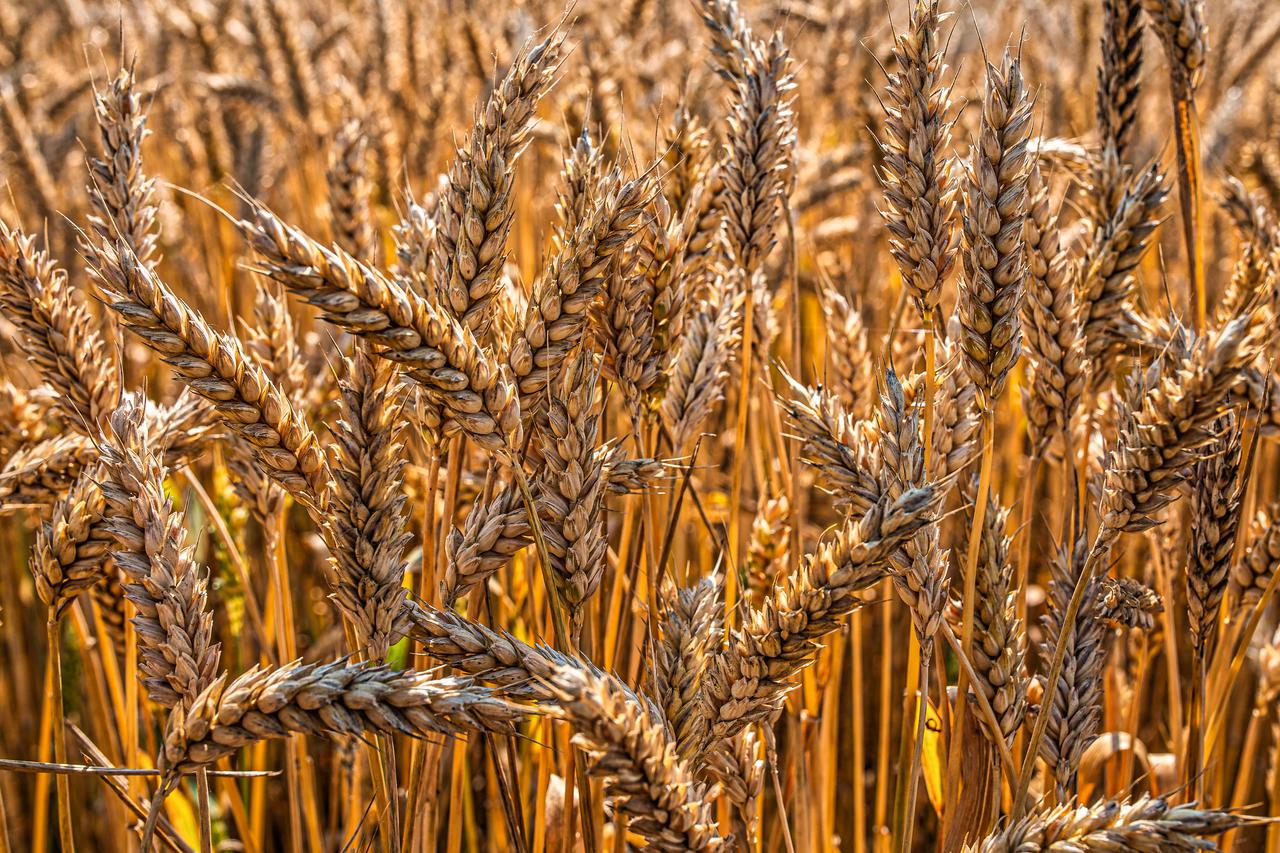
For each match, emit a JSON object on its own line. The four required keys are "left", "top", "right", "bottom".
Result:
{"left": 0, "top": 0, "right": 1278, "bottom": 850}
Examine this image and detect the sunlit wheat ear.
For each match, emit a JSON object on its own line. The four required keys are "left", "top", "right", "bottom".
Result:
{"left": 911, "top": 323, "right": 982, "bottom": 481}
{"left": 1096, "top": 0, "right": 1145, "bottom": 165}
{"left": 692, "top": 485, "right": 944, "bottom": 753}
{"left": 717, "top": 31, "right": 796, "bottom": 275}
{"left": 969, "top": 796, "right": 1249, "bottom": 852}
{"left": 1141, "top": 0, "right": 1207, "bottom": 92}
{"left": 30, "top": 463, "right": 111, "bottom": 621}
{"left": 878, "top": 0, "right": 959, "bottom": 316}
{"left": 542, "top": 661, "right": 727, "bottom": 852}
{"left": 0, "top": 220, "right": 119, "bottom": 429}
{"left": 0, "top": 394, "right": 216, "bottom": 516}
{"left": 99, "top": 396, "right": 221, "bottom": 709}
{"left": 1038, "top": 534, "right": 1105, "bottom": 799}
{"left": 701, "top": 728, "right": 764, "bottom": 840}
{"left": 159, "top": 662, "right": 525, "bottom": 774}
{"left": 661, "top": 282, "right": 745, "bottom": 454}
{"left": 962, "top": 485, "right": 1026, "bottom": 747}
{"left": 1233, "top": 505, "right": 1280, "bottom": 612}
{"left": 328, "top": 349, "right": 413, "bottom": 659}
{"left": 1188, "top": 413, "right": 1243, "bottom": 660}
{"left": 1096, "top": 313, "right": 1263, "bottom": 553}
{"left": 0, "top": 433, "right": 97, "bottom": 514}
{"left": 441, "top": 480, "right": 530, "bottom": 607}
{"left": 957, "top": 50, "right": 1034, "bottom": 407}
{"left": 1098, "top": 576, "right": 1163, "bottom": 630}
{"left": 1021, "top": 165, "right": 1087, "bottom": 455}
{"left": 326, "top": 113, "right": 376, "bottom": 264}
{"left": 431, "top": 33, "right": 564, "bottom": 336}
{"left": 241, "top": 284, "right": 308, "bottom": 410}
{"left": 404, "top": 600, "right": 576, "bottom": 701}
{"left": 875, "top": 370, "right": 949, "bottom": 650}
{"left": 507, "top": 167, "right": 654, "bottom": 424}
{"left": 87, "top": 67, "right": 159, "bottom": 269}
{"left": 534, "top": 351, "right": 609, "bottom": 639}
{"left": 696, "top": 0, "right": 756, "bottom": 81}
{"left": 775, "top": 368, "right": 881, "bottom": 515}
{"left": 1077, "top": 163, "right": 1168, "bottom": 365}
{"left": 556, "top": 129, "right": 604, "bottom": 242}
{"left": 87, "top": 237, "right": 333, "bottom": 512}
{"left": 653, "top": 573, "right": 723, "bottom": 756}
{"left": 241, "top": 206, "right": 522, "bottom": 454}
{"left": 661, "top": 105, "right": 713, "bottom": 222}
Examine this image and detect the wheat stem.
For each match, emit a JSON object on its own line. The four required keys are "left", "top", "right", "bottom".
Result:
{"left": 46, "top": 617, "right": 74, "bottom": 853}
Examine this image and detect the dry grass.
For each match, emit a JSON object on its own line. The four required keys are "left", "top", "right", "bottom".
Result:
{"left": 2, "top": 0, "right": 1280, "bottom": 851}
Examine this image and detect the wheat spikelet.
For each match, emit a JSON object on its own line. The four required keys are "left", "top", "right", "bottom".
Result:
{"left": 87, "top": 67, "right": 159, "bottom": 269}
{"left": 99, "top": 397, "right": 221, "bottom": 709}
{"left": 971, "top": 796, "right": 1246, "bottom": 852}
{"left": 1099, "top": 576, "right": 1163, "bottom": 629}
{"left": 87, "top": 237, "right": 332, "bottom": 510}
{"left": 241, "top": 284, "right": 307, "bottom": 409}
{"left": 30, "top": 463, "right": 110, "bottom": 619}
{"left": 717, "top": 32, "right": 796, "bottom": 274}
{"left": 916, "top": 324, "right": 982, "bottom": 481}
{"left": 661, "top": 106, "right": 712, "bottom": 221}
{"left": 1096, "top": 0, "right": 1145, "bottom": 164}
{"left": 594, "top": 227, "right": 659, "bottom": 404}
{"left": 1234, "top": 505, "right": 1280, "bottom": 611}
{"left": 696, "top": 0, "right": 756, "bottom": 82}
{"left": 1096, "top": 314, "right": 1262, "bottom": 548}
{"left": 1078, "top": 163, "right": 1168, "bottom": 364}
{"left": 0, "top": 220, "right": 119, "bottom": 428}
{"left": 662, "top": 283, "right": 744, "bottom": 454}
{"left": 556, "top": 130, "right": 604, "bottom": 244}
{"left": 431, "top": 34, "right": 563, "bottom": 334}
{"left": 0, "top": 432, "right": 99, "bottom": 513}
{"left": 701, "top": 729, "right": 764, "bottom": 836}
{"left": 1188, "top": 414, "right": 1243, "bottom": 659}
{"left": 328, "top": 350, "right": 412, "bottom": 659}
{"left": 507, "top": 167, "right": 653, "bottom": 420}
{"left": 964, "top": 487, "right": 1026, "bottom": 746}
{"left": 652, "top": 573, "right": 722, "bottom": 756}
{"left": 1020, "top": 166, "right": 1087, "bottom": 454}
{"left": 819, "top": 285, "right": 875, "bottom": 418}
{"left": 441, "top": 481, "right": 530, "bottom": 606}
{"left": 544, "top": 662, "right": 726, "bottom": 852}
{"left": 692, "top": 486, "right": 944, "bottom": 750}
{"left": 601, "top": 453, "right": 666, "bottom": 495}
{"left": 1142, "top": 0, "right": 1208, "bottom": 91}
{"left": 878, "top": 0, "right": 959, "bottom": 314}
{"left": 326, "top": 114, "right": 376, "bottom": 264}
{"left": 404, "top": 600, "right": 573, "bottom": 701}
{"left": 159, "top": 661, "right": 523, "bottom": 774}
{"left": 776, "top": 369, "right": 881, "bottom": 515}
{"left": 1038, "top": 535, "right": 1106, "bottom": 799}
{"left": 876, "top": 370, "right": 951, "bottom": 650}
{"left": 535, "top": 351, "right": 609, "bottom": 635}
{"left": 746, "top": 495, "right": 790, "bottom": 608}
{"left": 393, "top": 174, "right": 446, "bottom": 299}
{"left": 241, "top": 206, "right": 522, "bottom": 453}
{"left": 957, "top": 50, "right": 1034, "bottom": 406}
